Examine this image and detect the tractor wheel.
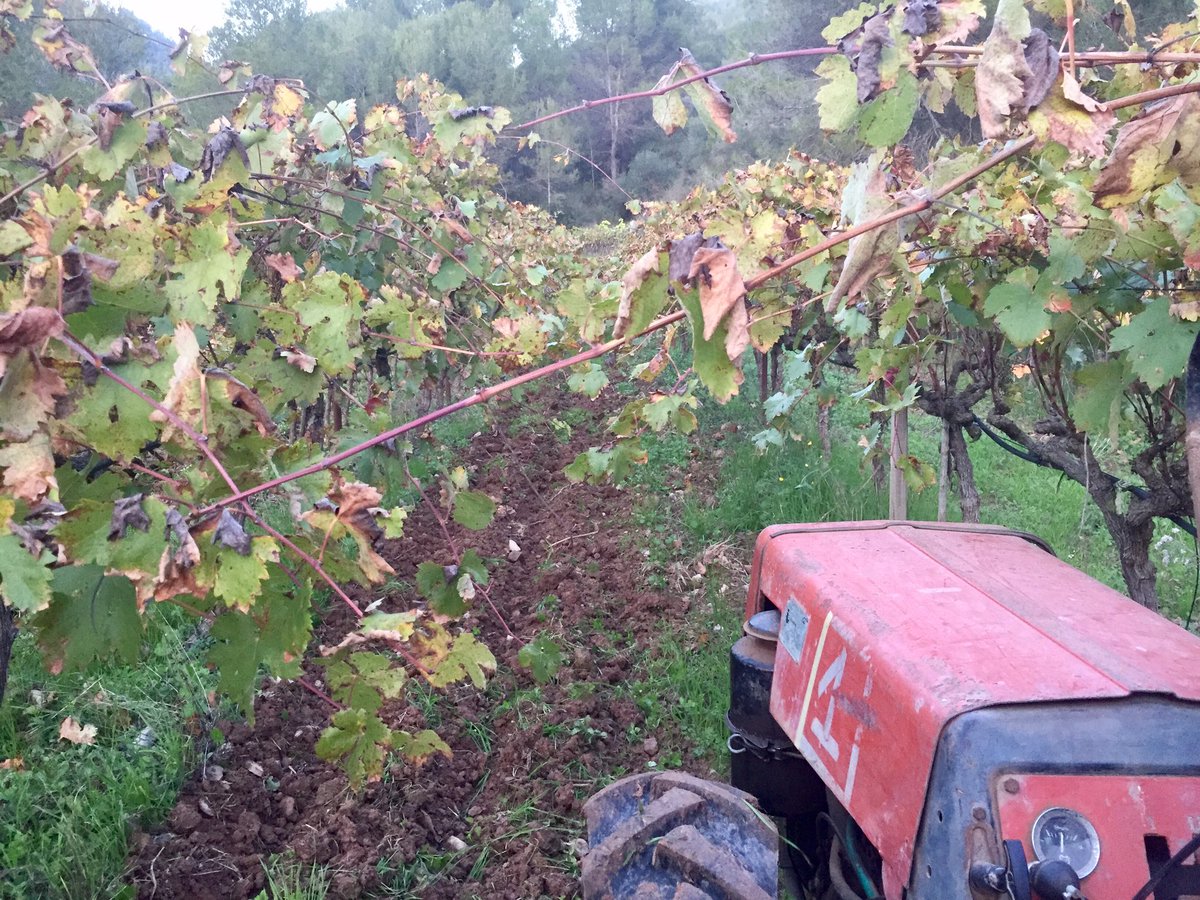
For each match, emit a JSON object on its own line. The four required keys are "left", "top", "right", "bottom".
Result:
{"left": 580, "top": 770, "right": 779, "bottom": 900}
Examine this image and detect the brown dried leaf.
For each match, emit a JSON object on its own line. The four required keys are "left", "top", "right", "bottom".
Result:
{"left": 977, "top": 0, "right": 1058, "bottom": 138}
{"left": 0, "top": 307, "right": 64, "bottom": 368}
{"left": 200, "top": 127, "right": 249, "bottom": 182}
{"left": 1061, "top": 72, "right": 1105, "bottom": 113}
{"left": 149, "top": 325, "right": 202, "bottom": 443}
{"left": 109, "top": 494, "right": 151, "bottom": 540}
{"left": 688, "top": 246, "right": 746, "bottom": 341}
{"left": 724, "top": 299, "right": 751, "bottom": 362}
{"left": 668, "top": 232, "right": 708, "bottom": 284}
{"left": 613, "top": 248, "right": 661, "bottom": 339}
{"left": 1092, "top": 94, "right": 1196, "bottom": 208}
{"left": 212, "top": 509, "right": 251, "bottom": 556}
{"left": 281, "top": 348, "right": 317, "bottom": 373}
{"left": 207, "top": 369, "right": 276, "bottom": 436}
{"left": 903, "top": 0, "right": 940, "bottom": 36}
{"left": 264, "top": 252, "right": 302, "bottom": 283}
{"left": 0, "top": 433, "right": 56, "bottom": 503}
{"left": 839, "top": 11, "right": 894, "bottom": 103}
{"left": 58, "top": 716, "right": 97, "bottom": 745}
{"left": 829, "top": 157, "right": 901, "bottom": 309}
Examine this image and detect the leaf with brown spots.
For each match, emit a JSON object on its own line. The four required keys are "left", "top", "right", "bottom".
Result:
{"left": 1092, "top": 93, "right": 1200, "bottom": 208}
{"left": 688, "top": 245, "right": 746, "bottom": 341}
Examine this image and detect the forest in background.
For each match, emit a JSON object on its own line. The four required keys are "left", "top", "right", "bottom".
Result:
{"left": 1, "top": 0, "right": 1194, "bottom": 222}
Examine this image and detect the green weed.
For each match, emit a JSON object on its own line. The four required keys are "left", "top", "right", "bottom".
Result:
{"left": 0, "top": 606, "right": 215, "bottom": 900}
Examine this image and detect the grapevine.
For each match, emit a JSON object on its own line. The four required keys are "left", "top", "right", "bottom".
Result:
{"left": 3, "top": 0, "right": 1200, "bottom": 795}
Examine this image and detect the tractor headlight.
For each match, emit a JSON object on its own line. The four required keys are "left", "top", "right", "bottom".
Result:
{"left": 1031, "top": 807, "right": 1101, "bottom": 877}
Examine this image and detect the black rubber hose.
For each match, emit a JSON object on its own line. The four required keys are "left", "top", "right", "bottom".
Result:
{"left": 970, "top": 415, "right": 1197, "bottom": 538}
{"left": 1132, "top": 832, "right": 1200, "bottom": 900}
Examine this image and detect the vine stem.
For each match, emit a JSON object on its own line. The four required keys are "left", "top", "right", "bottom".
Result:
{"left": 511, "top": 48, "right": 837, "bottom": 131}
{"left": 745, "top": 135, "right": 1036, "bottom": 291}
{"left": 173, "top": 79, "right": 1200, "bottom": 524}
{"left": 509, "top": 44, "right": 1200, "bottom": 134}
{"left": 298, "top": 676, "right": 342, "bottom": 710}
{"left": 201, "top": 136, "right": 1049, "bottom": 515}
{"left": 196, "top": 309, "right": 683, "bottom": 517}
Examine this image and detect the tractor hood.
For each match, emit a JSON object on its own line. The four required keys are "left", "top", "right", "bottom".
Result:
{"left": 747, "top": 521, "right": 1200, "bottom": 895}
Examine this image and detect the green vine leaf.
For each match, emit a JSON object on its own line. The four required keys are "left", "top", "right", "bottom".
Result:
{"left": 35, "top": 567, "right": 140, "bottom": 671}
{"left": 0, "top": 532, "right": 52, "bottom": 613}
{"left": 1109, "top": 296, "right": 1200, "bottom": 390}
{"left": 452, "top": 490, "right": 496, "bottom": 531}
{"left": 315, "top": 708, "right": 391, "bottom": 788}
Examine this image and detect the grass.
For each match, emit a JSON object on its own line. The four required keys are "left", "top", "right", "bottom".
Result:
{"left": 0, "top": 605, "right": 216, "bottom": 900}
{"left": 254, "top": 855, "right": 333, "bottom": 900}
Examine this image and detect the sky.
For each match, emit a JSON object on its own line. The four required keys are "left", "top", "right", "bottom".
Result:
{"left": 115, "top": 0, "right": 341, "bottom": 39}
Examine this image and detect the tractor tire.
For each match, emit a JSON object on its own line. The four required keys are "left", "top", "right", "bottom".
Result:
{"left": 580, "top": 770, "right": 779, "bottom": 900}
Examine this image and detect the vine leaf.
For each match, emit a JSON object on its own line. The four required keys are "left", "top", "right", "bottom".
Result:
{"left": 35, "top": 566, "right": 140, "bottom": 672}
{"left": 0, "top": 432, "right": 56, "bottom": 503}
{"left": 452, "top": 490, "right": 496, "bottom": 531}
{"left": 1028, "top": 88, "right": 1114, "bottom": 158}
{"left": 650, "top": 49, "right": 736, "bottom": 143}
{"left": 425, "top": 630, "right": 496, "bottom": 689}
{"left": 828, "top": 154, "right": 899, "bottom": 310}
{"left": 315, "top": 708, "right": 390, "bottom": 788}
{"left": 1109, "top": 296, "right": 1200, "bottom": 390}
{"left": 567, "top": 362, "right": 609, "bottom": 399}
{"left": 651, "top": 78, "right": 688, "bottom": 136}
{"left": 323, "top": 651, "right": 406, "bottom": 713}
{"left": 208, "top": 580, "right": 313, "bottom": 717}
{"left": 976, "top": 0, "right": 1058, "bottom": 138}
{"left": 1092, "top": 93, "right": 1200, "bottom": 208}
{"left": 983, "top": 276, "right": 1051, "bottom": 347}
{"left": 677, "top": 286, "right": 743, "bottom": 403}
{"left": 0, "top": 352, "right": 66, "bottom": 442}
{"left": 613, "top": 248, "right": 663, "bottom": 339}
{"left": 415, "top": 562, "right": 465, "bottom": 615}
{"left": 392, "top": 729, "right": 452, "bottom": 764}
{"left": 0, "top": 531, "right": 52, "bottom": 613}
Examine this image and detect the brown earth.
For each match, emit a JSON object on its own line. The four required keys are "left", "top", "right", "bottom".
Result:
{"left": 126, "top": 389, "right": 727, "bottom": 899}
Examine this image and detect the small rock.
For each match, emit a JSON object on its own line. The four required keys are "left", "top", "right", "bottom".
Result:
{"left": 568, "top": 838, "right": 589, "bottom": 859}
{"left": 507, "top": 539, "right": 521, "bottom": 561}
{"left": 203, "top": 765, "right": 224, "bottom": 782}
{"left": 280, "top": 796, "right": 296, "bottom": 819}
{"left": 446, "top": 835, "right": 468, "bottom": 852}
{"left": 198, "top": 799, "right": 215, "bottom": 818}
{"left": 246, "top": 761, "right": 264, "bottom": 777}
{"left": 642, "top": 736, "right": 658, "bottom": 755}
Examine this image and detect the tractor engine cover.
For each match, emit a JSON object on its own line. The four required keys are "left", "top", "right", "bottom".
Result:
{"left": 747, "top": 521, "right": 1200, "bottom": 898}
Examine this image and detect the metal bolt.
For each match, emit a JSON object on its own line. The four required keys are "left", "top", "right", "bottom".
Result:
{"left": 972, "top": 804, "right": 987, "bottom": 821}
{"left": 1002, "top": 777, "right": 1020, "bottom": 794}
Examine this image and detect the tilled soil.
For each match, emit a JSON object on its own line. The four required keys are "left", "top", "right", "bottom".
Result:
{"left": 127, "top": 391, "right": 720, "bottom": 899}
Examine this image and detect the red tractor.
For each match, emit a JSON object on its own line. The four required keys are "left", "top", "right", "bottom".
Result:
{"left": 580, "top": 522, "right": 1200, "bottom": 899}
